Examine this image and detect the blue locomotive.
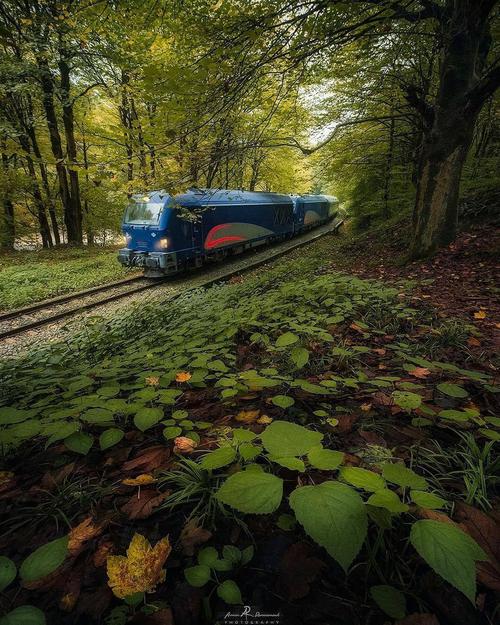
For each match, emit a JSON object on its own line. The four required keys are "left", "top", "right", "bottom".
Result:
{"left": 118, "top": 188, "right": 338, "bottom": 277}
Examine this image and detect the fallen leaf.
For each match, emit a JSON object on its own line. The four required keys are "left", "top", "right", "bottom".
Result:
{"left": 107, "top": 533, "right": 172, "bottom": 598}
{"left": 179, "top": 519, "right": 212, "bottom": 555}
{"left": 467, "top": 337, "right": 481, "bottom": 347}
{"left": 173, "top": 436, "right": 197, "bottom": 454}
{"left": 0, "top": 471, "right": 15, "bottom": 493}
{"left": 336, "top": 413, "right": 358, "bottom": 433}
{"left": 122, "top": 474, "right": 157, "bottom": 486}
{"left": 409, "top": 367, "right": 431, "bottom": 378}
{"left": 93, "top": 540, "right": 114, "bottom": 567}
{"left": 145, "top": 376, "right": 160, "bottom": 386}
{"left": 236, "top": 409, "right": 260, "bottom": 423}
{"left": 349, "top": 322, "right": 364, "bottom": 333}
{"left": 40, "top": 462, "right": 75, "bottom": 490}
{"left": 121, "top": 489, "right": 170, "bottom": 520}
{"left": 361, "top": 403, "right": 372, "bottom": 412}
{"left": 176, "top": 371, "right": 192, "bottom": 382}
{"left": 473, "top": 310, "right": 486, "bottom": 319}
{"left": 68, "top": 517, "right": 104, "bottom": 556}
{"left": 276, "top": 542, "right": 325, "bottom": 600}
{"left": 122, "top": 446, "right": 170, "bottom": 472}
{"left": 257, "top": 415, "right": 273, "bottom": 424}
{"left": 373, "top": 348, "right": 387, "bottom": 355}
{"left": 454, "top": 502, "right": 500, "bottom": 592}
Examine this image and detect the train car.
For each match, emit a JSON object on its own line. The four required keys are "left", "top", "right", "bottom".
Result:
{"left": 118, "top": 188, "right": 338, "bottom": 277}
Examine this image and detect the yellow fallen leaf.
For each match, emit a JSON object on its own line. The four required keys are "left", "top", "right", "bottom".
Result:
{"left": 145, "top": 376, "right": 160, "bottom": 386}
{"left": 176, "top": 371, "right": 192, "bottom": 382}
{"left": 257, "top": 415, "right": 273, "bottom": 424}
{"left": 173, "top": 436, "right": 197, "bottom": 454}
{"left": 122, "top": 474, "right": 157, "bottom": 486}
{"left": 235, "top": 409, "right": 260, "bottom": 423}
{"left": 107, "top": 533, "right": 171, "bottom": 598}
{"left": 474, "top": 310, "right": 487, "bottom": 319}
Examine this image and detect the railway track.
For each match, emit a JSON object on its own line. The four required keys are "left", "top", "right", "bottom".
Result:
{"left": 0, "top": 220, "right": 343, "bottom": 342}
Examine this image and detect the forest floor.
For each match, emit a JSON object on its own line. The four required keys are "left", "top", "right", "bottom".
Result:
{"left": 0, "top": 218, "right": 498, "bottom": 625}
{"left": 0, "top": 245, "right": 136, "bottom": 311}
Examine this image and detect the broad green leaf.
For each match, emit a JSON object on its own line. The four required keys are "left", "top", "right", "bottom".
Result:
{"left": 215, "top": 469, "right": 283, "bottom": 514}
{"left": 217, "top": 580, "right": 242, "bottom": 604}
{"left": 81, "top": 408, "right": 114, "bottom": 425}
{"left": 370, "top": 585, "right": 406, "bottom": 619}
{"left": 198, "top": 547, "right": 218, "bottom": 567}
{"left": 268, "top": 455, "right": 305, "bottom": 471}
{"left": 163, "top": 426, "right": 182, "bottom": 440}
{"left": 200, "top": 446, "right": 237, "bottom": 470}
{"left": 392, "top": 391, "right": 422, "bottom": 411}
{"left": 239, "top": 443, "right": 262, "bottom": 461}
{"left": 277, "top": 514, "right": 296, "bottom": 531}
{"left": 439, "top": 409, "right": 470, "bottom": 422}
{"left": 45, "top": 422, "right": 79, "bottom": 447}
{"left": 64, "top": 432, "right": 93, "bottom": 455}
{"left": 184, "top": 564, "right": 211, "bottom": 587}
{"left": 307, "top": 447, "right": 344, "bottom": 470}
{"left": 289, "top": 481, "right": 367, "bottom": 571}
{"left": 382, "top": 463, "right": 428, "bottom": 490}
{"left": 340, "top": 467, "right": 386, "bottom": 492}
{"left": 291, "top": 347, "right": 310, "bottom": 368}
{"left": 437, "top": 383, "right": 468, "bottom": 398}
{"left": 271, "top": 395, "right": 295, "bottom": 409}
{"left": 0, "top": 556, "right": 16, "bottom": 592}
{"left": 410, "top": 520, "right": 487, "bottom": 602}
{"left": 0, "top": 605, "right": 46, "bottom": 625}
{"left": 241, "top": 545, "right": 254, "bottom": 565}
{"left": 20, "top": 537, "right": 68, "bottom": 583}
{"left": 222, "top": 545, "right": 241, "bottom": 565}
{"left": 260, "top": 420, "right": 323, "bottom": 457}
{"left": 410, "top": 491, "right": 446, "bottom": 510}
{"left": 99, "top": 428, "right": 124, "bottom": 450}
{"left": 232, "top": 428, "right": 257, "bottom": 442}
{"left": 134, "top": 407, "right": 163, "bottom": 431}
{"left": 367, "top": 489, "right": 409, "bottom": 513}
{"left": 276, "top": 332, "right": 299, "bottom": 347}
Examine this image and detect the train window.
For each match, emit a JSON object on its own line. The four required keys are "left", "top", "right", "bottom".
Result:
{"left": 124, "top": 199, "right": 163, "bottom": 224}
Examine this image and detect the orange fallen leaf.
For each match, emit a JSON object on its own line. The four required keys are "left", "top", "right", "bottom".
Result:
{"left": 180, "top": 519, "right": 212, "bottom": 556}
{"left": 236, "top": 409, "right": 260, "bottom": 423}
{"left": 373, "top": 348, "right": 386, "bottom": 356}
{"left": 474, "top": 310, "right": 487, "bottom": 319}
{"left": 361, "top": 403, "right": 372, "bottom": 412}
{"left": 349, "top": 322, "right": 364, "bottom": 333}
{"left": 173, "top": 436, "right": 197, "bottom": 454}
{"left": 122, "top": 446, "right": 170, "bottom": 472}
{"left": 122, "top": 474, "right": 157, "bottom": 486}
{"left": 409, "top": 367, "right": 431, "bottom": 378}
{"left": 107, "top": 533, "right": 171, "bottom": 598}
{"left": 93, "top": 540, "right": 114, "bottom": 567}
{"left": 121, "top": 489, "right": 170, "bottom": 520}
{"left": 175, "top": 371, "right": 192, "bottom": 383}
{"left": 257, "top": 415, "right": 273, "bottom": 424}
{"left": 467, "top": 337, "right": 481, "bottom": 347}
{"left": 68, "top": 517, "right": 104, "bottom": 556}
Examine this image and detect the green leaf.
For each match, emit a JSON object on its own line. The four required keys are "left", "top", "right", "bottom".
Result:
{"left": 367, "top": 489, "right": 409, "bottom": 513}
{"left": 64, "top": 432, "right": 93, "bottom": 455}
{"left": 0, "top": 605, "right": 46, "bottom": 625}
{"left": 277, "top": 513, "right": 296, "bottom": 531}
{"left": 217, "top": 580, "right": 242, "bottom": 604}
{"left": 20, "top": 537, "right": 68, "bottom": 583}
{"left": 200, "top": 446, "right": 237, "bottom": 470}
{"left": 291, "top": 346, "right": 310, "bottom": 368}
{"left": 260, "top": 420, "right": 323, "bottom": 457}
{"left": 340, "top": 467, "right": 386, "bottom": 492}
{"left": 307, "top": 447, "right": 344, "bottom": 470}
{"left": 271, "top": 395, "right": 295, "bottom": 409}
{"left": 0, "top": 556, "right": 16, "bottom": 592}
{"left": 212, "top": 558, "right": 233, "bottom": 571}
{"left": 268, "top": 455, "right": 305, "bottom": 471}
{"left": 81, "top": 408, "right": 114, "bottom": 425}
{"left": 289, "top": 481, "right": 367, "bottom": 571}
{"left": 437, "top": 383, "right": 468, "bottom": 398}
{"left": 215, "top": 469, "right": 283, "bottom": 514}
{"left": 276, "top": 332, "right": 299, "bottom": 347}
{"left": 410, "top": 491, "right": 446, "bottom": 510}
{"left": 222, "top": 545, "right": 241, "bottom": 565}
{"left": 370, "top": 585, "right": 406, "bottom": 619}
{"left": 184, "top": 564, "right": 211, "bottom": 587}
{"left": 410, "top": 520, "right": 487, "bottom": 602}
{"left": 382, "top": 463, "right": 428, "bottom": 490}
{"left": 238, "top": 443, "right": 262, "bottom": 461}
{"left": 198, "top": 546, "right": 218, "bottom": 567}
{"left": 99, "top": 428, "right": 124, "bottom": 451}
{"left": 232, "top": 428, "right": 257, "bottom": 442}
{"left": 124, "top": 592, "right": 144, "bottom": 606}
{"left": 163, "top": 426, "right": 182, "bottom": 440}
{"left": 392, "top": 391, "right": 422, "bottom": 411}
{"left": 241, "top": 545, "right": 254, "bottom": 565}
{"left": 134, "top": 407, "right": 163, "bottom": 431}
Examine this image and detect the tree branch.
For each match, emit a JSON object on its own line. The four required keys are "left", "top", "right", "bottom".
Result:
{"left": 467, "top": 65, "right": 500, "bottom": 111}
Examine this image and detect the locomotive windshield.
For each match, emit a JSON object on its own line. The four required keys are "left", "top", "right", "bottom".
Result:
{"left": 124, "top": 199, "right": 163, "bottom": 225}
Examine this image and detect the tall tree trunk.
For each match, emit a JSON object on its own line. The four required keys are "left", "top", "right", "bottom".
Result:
{"left": 382, "top": 113, "right": 395, "bottom": 220}
{"left": 59, "top": 53, "right": 83, "bottom": 244}
{"left": 119, "top": 71, "right": 134, "bottom": 183}
{"left": 409, "top": 0, "right": 497, "bottom": 258}
{"left": 37, "top": 56, "right": 76, "bottom": 244}
{"left": 0, "top": 149, "right": 15, "bottom": 251}
{"left": 81, "top": 128, "right": 94, "bottom": 245}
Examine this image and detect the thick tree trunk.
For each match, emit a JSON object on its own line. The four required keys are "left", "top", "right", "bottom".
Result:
{"left": 59, "top": 54, "right": 83, "bottom": 244}
{"left": 409, "top": 0, "right": 496, "bottom": 258}
{"left": 1, "top": 152, "right": 15, "bottom": 251}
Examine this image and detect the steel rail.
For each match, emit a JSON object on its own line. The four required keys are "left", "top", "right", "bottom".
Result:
{"left": 0, "top": 220, "right": 343, "bottom": 342}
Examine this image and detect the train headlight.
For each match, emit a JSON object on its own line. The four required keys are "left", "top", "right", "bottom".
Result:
{"left": 124, "top": 233, "right": 131, "bottom": 246}
{"left": 158, "top": 237, "right": 169, "bottom": 250}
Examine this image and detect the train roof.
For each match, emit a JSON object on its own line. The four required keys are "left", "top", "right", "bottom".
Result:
{"left": 136, "top": 189, "right": 294, "bottom": 207}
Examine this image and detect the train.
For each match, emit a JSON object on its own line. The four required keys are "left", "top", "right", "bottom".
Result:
{"left": 118, "top": 188, "right": 339, "bottom": 277}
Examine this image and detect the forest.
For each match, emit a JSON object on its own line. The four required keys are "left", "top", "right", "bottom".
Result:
{"left": 0, "top": 2, "right": 499, "bottom": 625}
